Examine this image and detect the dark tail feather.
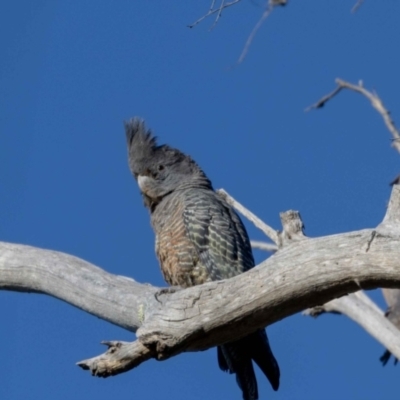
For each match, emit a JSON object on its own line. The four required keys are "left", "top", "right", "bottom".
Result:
{"left": 235, "top": 360, "right": 258, "bottom": 400}
{"left": 249, "top": 330, "right": 280, "bottom": 391}
{"left": 217, "top": 345, "right": 230, "bottom": 372}
{"left": 218, "top": 344, "right": 258, "bottom": 400}
{"left": 217, "top": 329, "right": 280, "bottom": 399}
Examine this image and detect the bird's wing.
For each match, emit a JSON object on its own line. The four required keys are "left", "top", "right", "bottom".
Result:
{"left": 183, "top": 190, "right": 254, "bottom": 281}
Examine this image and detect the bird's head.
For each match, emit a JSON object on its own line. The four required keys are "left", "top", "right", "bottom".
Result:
{"left": 125, "top": 118, "right": 212, "bottom": 209}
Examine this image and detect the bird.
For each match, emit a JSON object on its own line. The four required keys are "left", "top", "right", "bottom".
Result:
{"left": 380, "top": 288, "right": 400, "bottom": 366}
{"left": 125, "top": 117, "right": 280, "bottom": 400}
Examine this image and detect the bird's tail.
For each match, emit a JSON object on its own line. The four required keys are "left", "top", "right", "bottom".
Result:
{"left": 218, "top": 329, "right": 280, "bottom": 400}
{"left": 218, "top": 344, "right": 259, "bottom": 400}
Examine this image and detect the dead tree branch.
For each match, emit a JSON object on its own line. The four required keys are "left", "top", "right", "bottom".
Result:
{"left": 188, "top": 0, "right": 241, "bottom": 29}
{"left": 250, "top": 240, "right": 278, "bottom": 252}
{"left": 237, "top": 0, "right": 287, "bottom": 64}
{"left": 2, "top": 186, "right": 400, "bottom": 377}
{"left": 304, "top": 291, "right": 400, "bottom": 361}
{"left": 0, "top": 241, "right": 158, "bottom": 332}
{"left": 217, "top": 188, "right": 280, "bottom": 245}
{"left": 189, "top": 0, "right": 287, "bottom": 63}
{"left": 306, "top": 78, "right": 400, "bottom": 359}
{"left": 77, "top": 341, "right": 153, "bottom": 377}
{"left": 306, "top": 78, "right": 400, "bottom": 154}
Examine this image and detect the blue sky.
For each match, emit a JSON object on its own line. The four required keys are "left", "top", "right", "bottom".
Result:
{"left": 1, "top": 1, "right": 399, "bottom": 399}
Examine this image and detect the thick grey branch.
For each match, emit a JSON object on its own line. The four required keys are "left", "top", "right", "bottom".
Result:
{"left": 0, "top": 243, "right": 158, "bottom": 332}
{"left": 78, "top": 186, "right": 400, "bottom": 374}
{"left": 2, "top": 187, "right": 400, "bottom": 377}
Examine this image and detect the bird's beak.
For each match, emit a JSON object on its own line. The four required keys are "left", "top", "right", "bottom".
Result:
{"left": 137, "top": 175, "right": 153, "bottom": 193}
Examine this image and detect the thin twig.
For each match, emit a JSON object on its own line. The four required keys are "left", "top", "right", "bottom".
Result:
{"left": 237, "top": 0, "right": 287, "bottom": 64}
{"left": 250, "top": 240, "right": 278, "bottom": 252}
{"left": 188, "top": 0, "right": 241, "bottom": 29}
{"left": 307, "top": 78, "right": 400, "bottom": 154}
{"left": 217, "top": 188, "right": 280, "bottom": 245}
{"left": 210, "top": 0, "right": 226, "bottom": 30}
{"left": 305, "top": 86, "right": 343, "bottom": 111}
{"left": 190, "top": 0, "right": 287, "bottom": 63}
{"left": 237, "top": 5, "right": 273, "bottom": 64}
{"left": 351, "top": 0, "right": 364, "bottom": 13}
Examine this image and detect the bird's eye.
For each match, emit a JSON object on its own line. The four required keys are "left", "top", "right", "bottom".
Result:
{"left": 158, "top": 165, "right": 164, "bottom": 171}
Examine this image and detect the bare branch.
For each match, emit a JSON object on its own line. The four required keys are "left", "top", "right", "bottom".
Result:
{"left": 77, "top": 341, "right": 153, "bottom": 376}
{"left": 238, "top": 0, "right": 287, "bottom": 64}
{"left": 0, "top": 241, "right": 158, "bottom": 332}
{"left": 250, "top": 240, "right": 278, "bottom": 252}
{"left": 305, "top": 291, "right": 400, "bottom": 360}
{"left": 211, "top": 0, "right": 226, "bottom": 30}
{"left": 189, "top": 0, "right": 287, "bottom": 63}
{"left": 305, "top": 291, "right": 384, "bottom": 322}
{"left": 353, "top": 290, "right": 384, "bottom": 315}
{"left": 217, "top": 188, "right": 280, "bottom": 245}
{"left": 305, "top": 79, "right": 400, "bottom": 361}
{"left": 382, "top": 288, "right": 400, "bottom": 314}
{"left": 80, "top": 185, "right": 400, "bottom": 376}
{"left": 305, "top": 85, "right": 343, "bottom": 111}
{"left": 210, "top": 0, "right": 217, "bottom": 12}
{"left": 188, "top": 0, "right": 241, "bottom": 29}
{"left": 307, "top": 78, "right": 400, "bottom": 154}
{"left": 2, "top": 187, "right": 400, "bottom": 377}
{"left": 279, "top": 209, "right": 306, "bottom": 244}
{"left": 381, "top": 288, "right": 400, "bottom": 364}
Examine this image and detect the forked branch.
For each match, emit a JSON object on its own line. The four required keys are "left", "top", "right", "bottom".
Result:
{"left": 2, "top": 185, "right": 400, "bottom": 378}
{"left": 189, "top": 0, "right": 288, "bottom": 63}
{"left": 79, "top": 186, "right": 400, "bottom": 375}
{"left": 306, "top": 78, "right": 400, "bottom": 154}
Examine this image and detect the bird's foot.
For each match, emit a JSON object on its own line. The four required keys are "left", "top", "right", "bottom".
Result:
{"left": 155, "top": 286, "right": 182, "bottom": 303}
{"left": 380, "top": 349, "right": 392, "bottom": 366}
